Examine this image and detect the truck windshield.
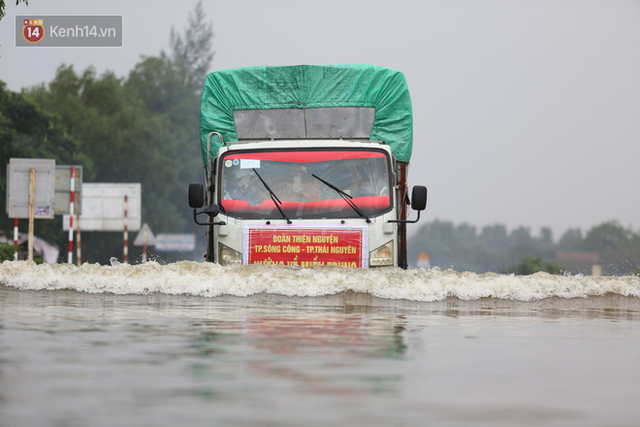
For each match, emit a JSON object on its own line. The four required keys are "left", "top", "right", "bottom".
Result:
{"left": 219, "top": 149, "right": 392, "bottom": 220}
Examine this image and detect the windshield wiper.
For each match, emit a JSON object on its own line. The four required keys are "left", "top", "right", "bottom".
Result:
{"left": 312, "top": 174, "right": 370, "bottom": 223}
{"left": 252, "top": 168, "right": 292, "bottom": 224}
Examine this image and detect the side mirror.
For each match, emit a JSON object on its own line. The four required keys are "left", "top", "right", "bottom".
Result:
{"left": 190, "top": 183, "right": 225, "bottom": 226}
{"left": 188, "top": 183, "right": 204, "bottom": 208}
{"left": 411, "top": 185, "right": 427, "bottom": 211}
{"left": 204, "top": 205, "right": 219, "bottom": 218}
{"left": 387, "top": 185, "right": 427, "bottom": 224}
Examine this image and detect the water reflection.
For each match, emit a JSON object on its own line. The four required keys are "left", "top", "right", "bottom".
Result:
{"left": 188, "top": 312, "right": 408, "bottom": 400}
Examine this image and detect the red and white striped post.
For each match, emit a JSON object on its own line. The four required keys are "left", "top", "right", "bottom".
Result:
{"left": 142, "top": 226, "right": 148, "bottom": 263}
{"left": 13, "top": 218, "right": 18, "bottom": 261}
{"left": 76, "top": 215, "right": 82, "bottom": 266}
{"left": 123, "top": 194, "right": 129, "bottom": 264}
{"left": 27, "top": 168, "right": 35, "bottom": 261}
{"left": 67, "top": 166, "right": 75, "bottom": 264}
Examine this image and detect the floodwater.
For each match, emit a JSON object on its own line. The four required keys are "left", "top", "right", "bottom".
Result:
{"left": 1, "top": 261, "right": 639, "bottom": 427}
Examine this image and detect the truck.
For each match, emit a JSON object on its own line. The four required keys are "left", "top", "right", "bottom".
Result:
{"left": 188, "top": 64, "right": 427, "bottom": 269}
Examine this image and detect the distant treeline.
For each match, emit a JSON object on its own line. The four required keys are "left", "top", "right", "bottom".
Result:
{"left": 407, "top": 220, "right": 640, "bottom": 276}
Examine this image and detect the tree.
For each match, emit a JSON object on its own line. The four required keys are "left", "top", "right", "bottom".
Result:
{"left": 0, "top": 81, "right": 88, "bottom": 167}
{"left": 26, "top": 64, "right": 203, "bottom": 263}
{"left": 480, "top": 224, "right": 508, "bottom": 249}
{"left": 0, "top": 240, "right": 14, "bottom": 261}
{"left": 161, "top": 0, "right": 215, "bottom": 91}
{"left": 581, "top": 221, "right": 640, "bottom": 275}
{"left": 1, "top": 7, "right": 213, "bottom": 264}
{"left": 0, "top": 80, "right": 91, "bottom": 258}
{"left": 409, "top": 220, "right": 460, "bottom": 269}
{"left": 127, "top": 57, "right": 194, "bottom": 115}
{"left": 501, "top": 255, "right": 563, "bottom": 275}
{"left": 125, "top": 55, "right": 205, "bottom": 253}
{"left": 455, "top": 223, "right": 477, "bottom": 242}
{"left": 558, "top": 228, "right": 583, "bottom": 251}
{"left": 407, "top": 220, "right": 508, "bottom": 272}
{"left": 582, "top": 221, "right": 631, "bottom": 253}
{"left": 408, "top": 218, "right": 640, "bottom": 276}
{"left": 507, "top": 226, "right": 540, "bottom": 265}
{"left": 0, "top": 0, "right": 28, "bottom": 21}
{"left": 536, "top": 227, "right": 556, "bottom": 260}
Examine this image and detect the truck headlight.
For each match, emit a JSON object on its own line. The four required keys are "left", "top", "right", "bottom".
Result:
{"left": 218, "top": 243, "right": 242, "bottom": 266}
{"left": 369, "top": 241, "right": 394, "bottom": 267}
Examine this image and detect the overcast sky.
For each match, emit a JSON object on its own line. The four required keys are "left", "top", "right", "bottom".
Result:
{"left": 1, "top": 0, "right": 639, "bottom": 239}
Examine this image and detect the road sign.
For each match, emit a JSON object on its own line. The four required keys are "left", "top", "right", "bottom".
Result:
{"left": 133, "top": 223, "right": 156, "bottom": 246}
{"left": 63, "top": 183, "right": 141, "bottom": 231}
{"left": 155, "top": 234, "right": 196, "bottom": 252}
{"left": 6, "top": 158, "right": 56, "bottom": 219}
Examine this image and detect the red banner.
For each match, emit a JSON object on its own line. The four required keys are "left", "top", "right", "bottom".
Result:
{"left": 246, "top": 227, "right": 366, "bottom": 268}
{"left": 224, "top": 150, "right": 385, "bottom": 163}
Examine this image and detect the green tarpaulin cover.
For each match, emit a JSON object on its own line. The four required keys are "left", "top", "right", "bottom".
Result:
{"left": 200, "top": 64, "right": 413, "bottom": 164}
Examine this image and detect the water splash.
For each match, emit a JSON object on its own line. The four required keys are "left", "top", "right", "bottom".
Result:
{"left": 1, "top": 260, "right": 639, "bottom": 302}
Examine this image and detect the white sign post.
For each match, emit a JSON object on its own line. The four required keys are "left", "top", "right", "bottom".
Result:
{"left": 63, "top": 183, "right": 141, "bottom": 231}
{"left": 62, "top": 183, "right": 141, "bottom": 264}
{"left": 7, "top": 159, "right": 56, "bottom": 261}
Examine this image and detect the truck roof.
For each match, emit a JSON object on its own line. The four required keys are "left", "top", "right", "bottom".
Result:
{"left": 199, "top": 64, "right": 413, "bottom": 165}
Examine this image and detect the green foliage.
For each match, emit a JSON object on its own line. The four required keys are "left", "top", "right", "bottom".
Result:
{"left": 0, "top": 8, "right": 212, "bottom": 264}
{"left": 21, "top": 61, "right": 203, "bottom": 264}
{"left": 0, "top": 81, "right": 91, "bottom": 251}
{"left": 409, "top": 219, "right": 640, "bottom": 276}
{"left": 501, "top": 255, "right": 563, "bottom": 276}
{"left": 0, "top": 0, "right": 28, "bottom": 20}
{"left": 579, "top": 221, "right": 639, "bottom": 275}
{"left": 407, "top": 220, "right": 538, "bottom": 272}
{"left": 0, "top": 240, "right": 15, "bottom": 261}
{"left": 0, "top": 82, "right": 90, "bottom": 166}
{"left": 557, "top": 228, "right": 583, "bottom": 250}
{"left": 161, "top": 0, "right": 214, "bottom": 91}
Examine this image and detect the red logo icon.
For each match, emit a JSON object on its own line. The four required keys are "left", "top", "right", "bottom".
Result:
{"left": 22, "top": 19, "right": 44, "bottom": 43}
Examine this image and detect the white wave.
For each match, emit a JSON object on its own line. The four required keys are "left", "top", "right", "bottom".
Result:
{"left": 1, "top": 260, "right": 639, "bottom": 302}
